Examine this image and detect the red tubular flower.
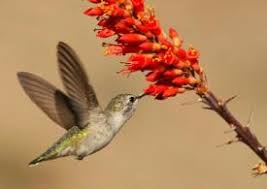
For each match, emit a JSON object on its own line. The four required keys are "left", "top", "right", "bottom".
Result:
{"left": 144, "top": 18, "right": 162, "bottom": 36}
{"left": 139, "top": 42, "right": 161, "bottom": 52}
{"left": 172, "top": 76, "right": 198, "bottom": 85}
{"left": 104, "top": 44, "right": 140, "bottom": 55}
{"left": 88, "top": 0, "right": 101, "bottom": 3}
{"left": 97, "top": 18, "right": 118, "bottom": 27}
{"left": 96, "top": 29, "right": 115, "bottom": 38}
{"left": 191, "top": 63, "right": 202, "bottom": 73}
{"left": 163, "top": 69, "right": 183, "bottom": 78}
{"left": 85, "top": 0, "right": 207, "bottom": 99}
{"left": 108, "top": 4, "right": 130, "bottom": 17}
{"left": 121, "top": 17, "right": 137, "bottom": 26}
{"left": 175, "top": 48, "right": 187, "bottom": 60}
{"left": 169, "top": 27, "right": 182, "bottom": 47}
{"left": 114, "top": 21, "right": 133, "bottom": 33}
{"left": 84, "top": 7, "right": 103, "bottom": 16}
{"left": 187, "top": 46, "right": 200, "bottom": 64}
{"left": 162, "top": 87, "right": 185, "bottom": 98}
{"left": 145, "top": 84, "right": 168, "bottom": 96}
{"left": 118, "top": 34, "right": 147, "bottom": 44}
{"left": 123, "top": 54, "right": 156, "bottom": 72}
{"left": 131, "top": 0, "right": 144, "bottom": 14}
{"left": 146, "top": 69, "right": 163, "bottom": 82}
{"left": 160, "top": 50, "right": 179, "bottom": 65}
{"left": 104, "top": 44, "right": 125, "bottom": 55}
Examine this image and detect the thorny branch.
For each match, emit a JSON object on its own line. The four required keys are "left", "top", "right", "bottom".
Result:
{"left": 198, "top": 90, "right": 267, "bottom": 176}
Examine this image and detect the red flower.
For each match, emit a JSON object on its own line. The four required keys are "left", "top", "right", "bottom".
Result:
{"left": 146, "top": 69, "right": 163, "bottom": 82}
{"left": 169, "top": 27, "right": 182, "bottom": 47}
{"left": 104, "top": 44, "right": 125, "bottom": 55}
{"left": 131, "top": 0, "right": 145, "bottom": 14}
{"left": 107, "top": 4, "right": 130, "bottom": 17}
{"left": 104, "top": 44, "right": 139, "bottom": 55}
{"left": 162, "top": 87, "right": 185, "bottom": 98}
{"left": 88, "top": 0, "right": 101, "bottom": 3}
{"left": 84, "top": 7, "right": 103, "bottom": 16}
{"left": 187, "top": 46, "right": 200, "bottom": 64}
{"left": 145, "top": 84, "right": 168, "bottom": 96}
{"left": 118, "top": 34, "right": 147, "bottom": 44}
{"left": 163, "top": 69, "right": 183, "bottom": 78}
{"left": 96, "top": 29, "right": 115, "bottom": 38}
{"left": 84, "top": 0, "right": 207, "bottom": 99}
{"left": 139, "top": 42, "right": 162, "bottom": 52}
{"left": 172, "top": 76, "right": 197, "bottom": 86}
{"left": 175, "top": 48, "right": 187, "bottom": 60}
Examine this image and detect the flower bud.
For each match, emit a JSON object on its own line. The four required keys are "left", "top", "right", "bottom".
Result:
{"left": 96, "top": 29, "right": 115, "bottom": 38}
{"left": 187, "top": 46, "right": 200, "bottom": 63}
{"left": 175, "top": 48, "right": 187, "bottom": 60}
{"left": 84, "top": 7, "right": 103, "bottom": 16}
{"left": 169, "top": 27, "right": 182, "bottom": 47}
{"left": 144, "top": 84, "right": 168, "bottom": 96}
{"left": 109, "top": 4, "right": 129, "bottom": 17}
{"left": 191, "top": 63, "right": 201, "bottom": 73}
{"left": 131, "top": 0, "right": 145, "bottom": 14}
{"left": 88, "top": 0, "right": 101, "bottom": 3}
{"left": 163, "top": 69, "right": 183, "bottom": 78}
{"left": 139, "top": 42, "right": 161, "bottom": 52}
{"left": 118, "top": 34, "right": 147, "bottom": 44}
{"left": 104, "top": 44, "right": 124, "bottom": 55}
{"left": 162, "top": 87, "right": 185, "bottom": 98}
{"left": 146, "top": 70, "right": 162, "bottom": 82}
{"left": 172, "top": 76, "right": 197, "bottom": 85}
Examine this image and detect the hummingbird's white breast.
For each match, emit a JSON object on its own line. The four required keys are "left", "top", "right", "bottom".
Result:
{"left": 74, "top": 112, "right": 114, "bottom": 157}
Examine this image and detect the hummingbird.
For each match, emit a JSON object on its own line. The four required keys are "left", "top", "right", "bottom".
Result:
{"left": 17, "top": 42, "right": 145, "bottom": 166}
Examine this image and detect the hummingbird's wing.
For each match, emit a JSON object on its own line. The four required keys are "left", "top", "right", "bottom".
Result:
{"left": 17, "top": 72, "right": 79, "bottom": 130}
{"left": 29, "top": 126, "right": 90, "bottom": 166}
{"left": 57, "top": 42, "right": 100, "bottom": 128}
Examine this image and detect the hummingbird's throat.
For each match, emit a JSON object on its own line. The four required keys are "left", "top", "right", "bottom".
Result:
{"left": 107, "top": 112, "right": 128, "bottom": 134}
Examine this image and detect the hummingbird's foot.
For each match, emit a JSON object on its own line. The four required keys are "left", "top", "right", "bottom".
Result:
{"left": 76, "top": 155, "right": 85, "bottom": 160}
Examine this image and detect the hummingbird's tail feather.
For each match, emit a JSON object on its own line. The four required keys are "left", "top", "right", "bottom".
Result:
{"left": 28, "top": 126, "right": 89, "bottom": 167}
{"left": 28, "top": 148, "right": 59, "bottom": 167}
{"left": 28, "top": 156, "right": 46, "bottom": 167}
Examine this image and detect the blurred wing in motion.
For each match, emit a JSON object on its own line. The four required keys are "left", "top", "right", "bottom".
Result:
{"left": 17, "top": 72, "right": 78, "bottom": 130}
{"left": 57, "top": 42, "right": 100, "bottom": 127}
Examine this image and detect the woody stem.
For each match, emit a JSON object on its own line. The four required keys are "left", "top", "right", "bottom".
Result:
{"left": 198, "top": 90, "right": 267, "bottom": 163}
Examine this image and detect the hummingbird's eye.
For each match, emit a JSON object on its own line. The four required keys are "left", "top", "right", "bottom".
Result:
{"left": 129, "top": 96, "right": 136, "bottom": 103}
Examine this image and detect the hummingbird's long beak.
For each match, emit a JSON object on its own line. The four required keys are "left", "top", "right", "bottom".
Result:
{"left": 137, "top": 93, "right": 146, "bottom": 99}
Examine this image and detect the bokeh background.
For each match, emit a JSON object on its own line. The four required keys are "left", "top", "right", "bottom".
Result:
{"left": 1, "top": 0, "right": 267, "bottom": 188}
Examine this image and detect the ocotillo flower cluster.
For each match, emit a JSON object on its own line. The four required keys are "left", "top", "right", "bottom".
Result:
{"left": 84, "top": 0, "right": 207, "bottom": 99}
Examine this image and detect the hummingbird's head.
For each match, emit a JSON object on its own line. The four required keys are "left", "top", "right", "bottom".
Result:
{"left": 105, "top": 93, "right": 145, "bottom": 131}
{"left": 107, "top": 94, "right": 140, "bottom": 115}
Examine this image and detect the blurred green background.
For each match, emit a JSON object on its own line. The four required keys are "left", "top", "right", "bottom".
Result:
{"left": 1, "top": 0, "right": 267, "bottom": 188}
